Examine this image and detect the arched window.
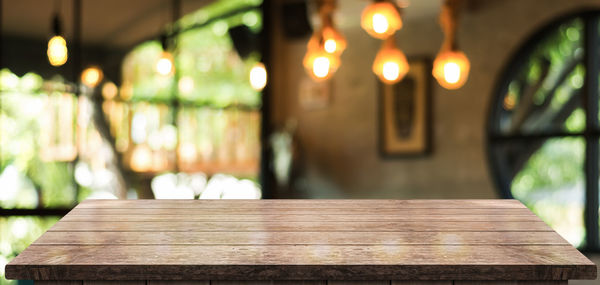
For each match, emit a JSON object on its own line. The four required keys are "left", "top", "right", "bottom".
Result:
{"left": 487, "top": 11, "right": 600, "bottom": 250}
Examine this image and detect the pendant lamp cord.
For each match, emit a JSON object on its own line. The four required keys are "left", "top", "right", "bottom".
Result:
{"left": 439, "top": 0, "right": 461, "bottom": 51}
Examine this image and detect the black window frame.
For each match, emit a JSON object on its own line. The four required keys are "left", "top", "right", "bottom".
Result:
{"left": 487, "top": 9, "right": 600, "bottom": 252}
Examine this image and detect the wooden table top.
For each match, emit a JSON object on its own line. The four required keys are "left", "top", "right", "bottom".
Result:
{"left": 5, "top": 199, "right": 597, "bottom": 281}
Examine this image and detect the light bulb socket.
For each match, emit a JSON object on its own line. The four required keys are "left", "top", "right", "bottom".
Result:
{"left": 160, "top": 33, "right": 169, "bottom": 51}
{"left": 52, "top": 14, "right": 62, "bottom": 36}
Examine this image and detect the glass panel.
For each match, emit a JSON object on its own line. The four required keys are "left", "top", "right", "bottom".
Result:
{"left": 492, "top": 18, "right": 585, "bottom": 135}
{"left": 176, "top": 9, "right": 262, "bottom": 108}
{"left": 491, "top": 137, "right": 586, "bottom": 247}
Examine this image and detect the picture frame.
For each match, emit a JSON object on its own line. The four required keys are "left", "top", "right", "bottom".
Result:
{"left": 378, "top": 58, "right": 432, "bottom": 157}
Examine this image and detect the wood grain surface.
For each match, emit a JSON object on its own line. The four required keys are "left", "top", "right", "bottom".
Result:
{"left": 7, "top": 199, "right": 597, "bottom": 281}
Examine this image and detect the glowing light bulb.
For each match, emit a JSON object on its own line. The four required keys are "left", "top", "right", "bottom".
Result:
{"left": 47, "top": 35, "right": 68, "bottom": 66}
{"left": 249, "top": 62, "right": 267, "bottom": 91}
{"left": 372, "top": 13, "right": 389, "bottom": 34}
{"left": 303, "top": 48, "right": 340, "bottom": 81}
{"left": 432, "top": 50, "right": 470, "bottom": 89}
{"left": 101, "top": 82, "right": 118, "bottom": 100}
{"left": 131, "top": 145, "right": 153, "bottom": 172}
{"left": 156, "top": 52, "right": 174, "bottom": 76}
{"left": 81, "top": 66, "right": 103, "bottom": 88}
{"left": 324, "top": 39, "right": 337, "bottom": 54}
{"left": 313, "top": 57, "right": 331, "bottom": 78}
{"left": 382, "top": 61, "right": 400, "bottom": 81}
{"left": 372, "top": 38, "right": 409, "bottom": 84}
{"left": 178, "top": 76, "right": 195, "bottom": 94}
{"left": 307, "top": 26, "right": 346, "bottom": 56}
{"left": 361, "top": 2, "right": 402, "bottom": 39}
{"left": 443, "top": 62, "right": 461, "bottom": 84}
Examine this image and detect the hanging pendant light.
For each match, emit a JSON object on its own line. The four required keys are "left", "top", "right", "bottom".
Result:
{"left": 249, "top": 62, "right": 267, "bottom": 91}
{"left": 156, "top": 1, "right": 180, "bottom": 77}
{"left": 307, "top": 7, "right": 346, "bottom": 57}
{"left": 81, "top": 66, "right": 104, "bottom": 88}
{"left": 303, "top": 0, "right": 344, "bottom": 81}
{"left": 47, "top": 1, "right": 68, "bottom": 67}
{"left": 433, "top": 49, "right": 470, "bottom": 89}
{"left": 303, "top": 49, "right": 340, "bottom": 81}
{"left": 433, "top": 0, "right": 470, "bottom": 90}
{"left": 361, "top": 1, "right": 402, "bottom": 40}
{"left": 372, "top": 36, "right": 409, "bottom": 84}
{"left": 156, "top": 34, "right": 175, "bottom": 76}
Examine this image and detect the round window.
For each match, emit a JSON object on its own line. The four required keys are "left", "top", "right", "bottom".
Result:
{"left": 487, "top": 11, "right": 600, "bottom": 250}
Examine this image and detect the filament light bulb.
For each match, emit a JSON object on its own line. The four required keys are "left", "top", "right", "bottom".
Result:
{"left": 303, "top": 48, "right": 340, "bottom": 81}
{"left": 307, "top": 26, "right": 346, "bottom": 56}
{"left": 156, "top": 52, "right": 174, "bottom": 76}
{"left": 361, "top": 2, "right": 402, "bottom": 39}
{"left": 249, "top": 62, "right": 267, "bottom": 91}
{"left": 102, "top": 82, "right": 118, "bottom": 100}
{"left": 47, "top": 35, "right": 68, "bottom": 66}
{"left": 372, "top": 38, "right": 409, "bottom": 84}
{"left": 372, "top": 13, "right": 389, "bottom": 34}
{"left": 81, "top": 66, "right": 103, "bottom": 88}
{"left": 433, "top": 50, "right": 470, "bottom": 89}
{"left": 382, "top": 61, "right": 400, "bottom": 82}
{"left": 313, "top": 57, "right": 331, "bottom": 78}
{"left": 324, "top": 39, "right": 337, "bottom": 54}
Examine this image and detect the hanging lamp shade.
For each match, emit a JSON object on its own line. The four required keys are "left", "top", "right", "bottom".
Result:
{"left": 361, "top": 1, "right": 402, "bottom": 39}
{"left": 433, "top": 0, "right": 470, "bottom": 90}
{"left": 432, "top": 49, "right": 470, "bottom": 89}
{"left": 372, "top": 37, "right": 409, "bottom": 84}
{"left": 303, "top": 1, "right": 343, "bottom": 81}
{"left": 303, "top": 47, "right": 341, "bottom": 81}
{"left": 47, "top": 15, "right": 68, "bottom": 66}
{"left": 307, "top": 26, "right": 347, "bottom": 56}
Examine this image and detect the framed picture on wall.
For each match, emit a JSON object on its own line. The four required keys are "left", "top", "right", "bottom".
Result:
{"left": 378, "top": 59, "right": 432, "bottom": 157}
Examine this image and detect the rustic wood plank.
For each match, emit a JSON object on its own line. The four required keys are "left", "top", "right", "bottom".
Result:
{"left": 7, "top": 244, "right": 593, "bottom": 266}
{"left": 146, "top": 280, "right": 210, "bottom": 285}
{"left": 391, "top": 280, "right": 453, "bottom": 285}
{"left": 84, "top": 282, "right": 145, "bottom": 285}
{"left": 454, "top": 281, "right": 568, "bottom": 285}
{"left": 47, "top": 220, "right": 553, "bottom": 232}
{"left": 33, "top": 231, "right": 570, "bottom": 245}
{"left": 34, "top": 280, "right": 83, "bottom": 285}
{"left": 66, "top": 208, "right": 535, "bottom": 217}
{"left": 329, "top": 281, "right": 390, "bottom": 285}
{"left": 60, "top": 214, "right": 542, "bottom": 222}
{"left": 77, "top": 199, "right": 527, "bottom": 209}
{"left": 7, "top": 200, "right": 596, "bottom": 282}
{"left": 210, "top": 280, "right": 327, "bottom": 285}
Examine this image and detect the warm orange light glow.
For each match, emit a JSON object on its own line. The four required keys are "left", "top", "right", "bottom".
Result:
{"left": 307, "top": 25, "right": 346, "bottom": 57}
{"left": 156, "top": 52, "right": 174, "bottom": 76}
{"left": 47, "top": 35, "right": 68, "bottom": 66}
{"left": 81, "top": 66, "right": 104, "bottom": 88}
{"left": 432, "top": 50, "right": 470, "bottom": 89}
{"left": 101, "top": 82, "right": 118, "bottom": 100}
{"left": 130, "top": 144, "right": 153, "bottom": 172}
{"left": 372, "top": 38, "right": 409, "bottom": 84}
{"left": 178, "top": 76, "right": 195, "bottom": 94}
{"left": 361, "top": 2, "right": 402, "bottom": 39}
{"left": 249, "top": 62, "right": 267, "bottom": 91}
{"left": 303, "top": 48, "right": 340, "bottom": 81}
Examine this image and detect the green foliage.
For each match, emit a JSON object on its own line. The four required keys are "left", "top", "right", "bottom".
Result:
{"left": 504, "top": 18, "right": 591, "bottom": 248}
{"left": 511, "top": 137, "right": 585, "bottom": 246}
{"left": 0, "top": 217, "right": 60, "bottom": 285}
{"left": 512, "top": 137, "right": 584, "bottom": 198}
{"left": 121, "top": 1, "right": 262, "bottom": 108}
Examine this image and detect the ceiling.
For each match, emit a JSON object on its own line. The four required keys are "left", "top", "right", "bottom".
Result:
{"left": 2, "top": 0, "right": 213, "bottom": 49}
{"left": 2, "top": 0, "right": 488, "bottom": 50}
